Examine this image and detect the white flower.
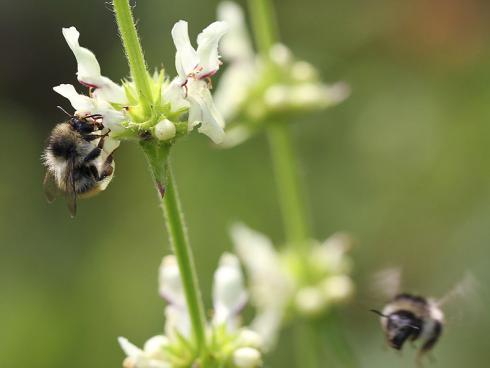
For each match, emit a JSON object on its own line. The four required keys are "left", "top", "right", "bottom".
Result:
{"left": 215, "top": 2, "right": 349, "bottom": 147}
{"left": 231, "top": 223, "right": 355, "bottom": 348}
{"left": 171, "top": 20, "right": 228, "bottom": 144}
{"left": 212, "top": 253, "right": 248, "bottom": 327}
{"left": 231, "top": 224, "right": 293, "bottom": 349}
{"left": 233, "top": 347, "right": 262, "bottom": 368}
{"left": 55, "top": 24, "right": 229, "bottom": 144}
{"left": 118, "top": 336, "right": 170, "bottom": 368}
{"left": 120, "top": 253, "right": 262, "bottom": 368}
{"left": 54, "top": 27, "right": 129, "bottom": 136}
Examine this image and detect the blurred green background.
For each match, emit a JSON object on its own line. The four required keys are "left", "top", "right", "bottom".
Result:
{"left": 1, "top": 0, "right": 490, "bottom": 366}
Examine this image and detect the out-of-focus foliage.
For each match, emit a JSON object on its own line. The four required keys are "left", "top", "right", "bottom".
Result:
{"left": 1, "top": 0, "right": 490, "bottom": 367}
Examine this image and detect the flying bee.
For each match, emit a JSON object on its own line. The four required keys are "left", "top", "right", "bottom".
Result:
{"left": 42, "top": 107, "right": 119, "bottom": 217}
{"left": 370, "top": 269, "right": 476, "bottom": 364}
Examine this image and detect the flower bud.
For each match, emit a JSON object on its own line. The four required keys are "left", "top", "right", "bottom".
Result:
{"left": 238, "top": 329, "right": 263, "bottom": 349}
{"left": 233, "top": 347, "right": 262, "bottom": 368}
{"left": 323, "top": 275, "right": 354, "bottom": 303}
{"left": 264, "top": 85, "right": 288, "bottom": 109}
{"left": 143, "top": 335, "right": 169, "bottom": 360}
{"left": 159, "top": 256, "right": 184, "bottom": 307}
{"left": 291, "top": 61, "right": 317, "bottom": 82}
{"left": 154, "top": 119, "right": 176, "bottom": 141}
{"left": 295, "top": 286, "right": 327, "bottom": 316}
{"left": 269, "top": 43, "right": 292, "bottom": 65}
{"left": 213, "top": 253, "right": 247, "bottom": 325}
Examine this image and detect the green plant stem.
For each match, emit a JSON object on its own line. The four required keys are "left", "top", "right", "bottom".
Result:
{"left": 113, "top": 0, "right": 152, "bottom": 115}
{"left": 267, "top": 122, "right": 310, "bottom": 252}
{"left": 247, "top": 0, "right": 278, "bottom": 55}
{"left": 247, "top": 1, "right": 358, "bottom": 368}
{"left": 140, "top": 141, "right": 207, "bottom": 357}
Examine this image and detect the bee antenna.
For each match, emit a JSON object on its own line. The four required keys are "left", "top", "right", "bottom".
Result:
{"left": 56, "top": 106, "right": 73, "bottom": 118}
{"left": 370, "top": 309, "right": 388, "bottom": 318}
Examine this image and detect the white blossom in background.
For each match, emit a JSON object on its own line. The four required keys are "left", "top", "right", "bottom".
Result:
{"left": 231, "top": 223, "right": 355, "bottom": 349}
{"left": 54, "top": 21, "right": 228, "bottom": 143}
{"left": 119, "top": 253, "right": 263, "bottom": 368}
{"left": 214, "top": 1, "right": 350, "bottom": 147}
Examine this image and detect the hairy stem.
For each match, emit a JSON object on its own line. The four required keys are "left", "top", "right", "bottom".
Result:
{"left": 113, "top": 0, "right": 153, "bottom": 115}
{"left": 141, "top": 141, "right": 207, "bottom": 356}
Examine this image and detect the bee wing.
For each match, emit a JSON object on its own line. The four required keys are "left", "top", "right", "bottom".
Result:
{"left": 436, "top": 272, "right": 479, "bottom": 308}
{"left": 436, "top": 272, "right": 484, "bottom": 327}
{"left": 64, "top": 159, "right": 77, "bottom": 218}
{"left": 43, "top": 171, "right": 61, "bottom": 203}
{"left": 370, "top": 267, "right": 402, "bottom": 301}
{"left": 351, "top": 267, "right": 402, "bottom": 314}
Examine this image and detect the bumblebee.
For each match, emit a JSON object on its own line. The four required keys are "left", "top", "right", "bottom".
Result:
{"left": 42, "top": 108, "right": 119, "bottom": 217}
{"left": 370, "top": 269, "right": 475, "bottom": 364}
{"left": 371, "top": 293, "right": 443, "bottom": 360}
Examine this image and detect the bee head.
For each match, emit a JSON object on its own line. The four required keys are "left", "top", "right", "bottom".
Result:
{"left": 371, "top": 309, "right": 422, "bottom": 350}
{"left": 57, "top": 106, "right": 103, "bottom": 134}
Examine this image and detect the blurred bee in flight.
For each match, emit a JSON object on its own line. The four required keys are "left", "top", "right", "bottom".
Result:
{"left": 370, "top": 268, "right": 476, "bottom": 365}
{"left": 42, "top": 107, "right": 119, "bottom": 217}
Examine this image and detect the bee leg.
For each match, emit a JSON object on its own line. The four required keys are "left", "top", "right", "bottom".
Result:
{"left": 92, "top": 154, "right": 114, "bottom": 182}
{"left": 82, "top": 134, "right": 103, "bottom": 142}
{"left": 83, "top": 147, "right": 102, "bottom": 163}
{"left": 89, "top": 163, "right": 113, "bottom": 182}
{"left": 101, "top": 162, "right": 114, "bottom": 179}
{"left": 96, "top": 132, "right": 110, "bottom": 149}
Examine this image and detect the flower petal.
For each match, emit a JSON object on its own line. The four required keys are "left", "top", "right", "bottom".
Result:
{"left": 250, "top": 309, "right": 283, "bottom": 350}
{"left": 196, "top": 21, "right": 228, "bottom": 78}
{"left": 118, "top": 337, "right": 171, "bottom": 368}
{"left": 62, "top": 27, "right": 126, "bottom": 104}
{"left": 171, "top": 21, "right": 199, "bottom": 79}
{"left": 53, "top": 83, "right": 94, "bottom": 112}
{"left": 231, "top": 223, "right": 294, "bottom": 348}
{"left": 163, "top": 78, "right": 189, "bottom": 113}
{"left": 212, "top": 253, "right": 248, "bottom": 327}
{"left": 91, "top": 76, "right": 127, "bottom": 104}
{"left": 159, "top": 255, "right": 185, "bottom": 308}
{"left": 118, "top": 336, "right": 143, "bottom": 358}
{"left": 165, "top": 304, "right": 191, "bottom": 339}
{"left": 213, "top": 61, "right": 256, "bottom": 121}
{"left": 233, "top": 347, "right": 262, "bottom": 368}
{"left": 217, "top": 2, "right": 254, "bottom": 61}
{"left": 62, "top": 27, "right": 101, "bottom": 84}
{"left": 186, "top": 80, "right": 225, "bottom": 143}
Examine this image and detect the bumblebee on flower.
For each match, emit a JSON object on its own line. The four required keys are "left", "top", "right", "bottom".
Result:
{"left": 54, "top": 20, "right": 228, "bottom": 145}
{"left": 44, "top": 19, "right": 229, "bottom": 212}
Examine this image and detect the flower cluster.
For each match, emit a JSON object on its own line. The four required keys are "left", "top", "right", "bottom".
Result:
{"left": 119, "top": 253, "right": 263, "bottom": 368}
{"left": 213, "top": 2, "right": 350, "bottom": 146}
{"left": 55, "top": 21, "right": 228, "bottom": 144}
{"left": 231, "top": 224, "right": 354, "bottom": 349}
